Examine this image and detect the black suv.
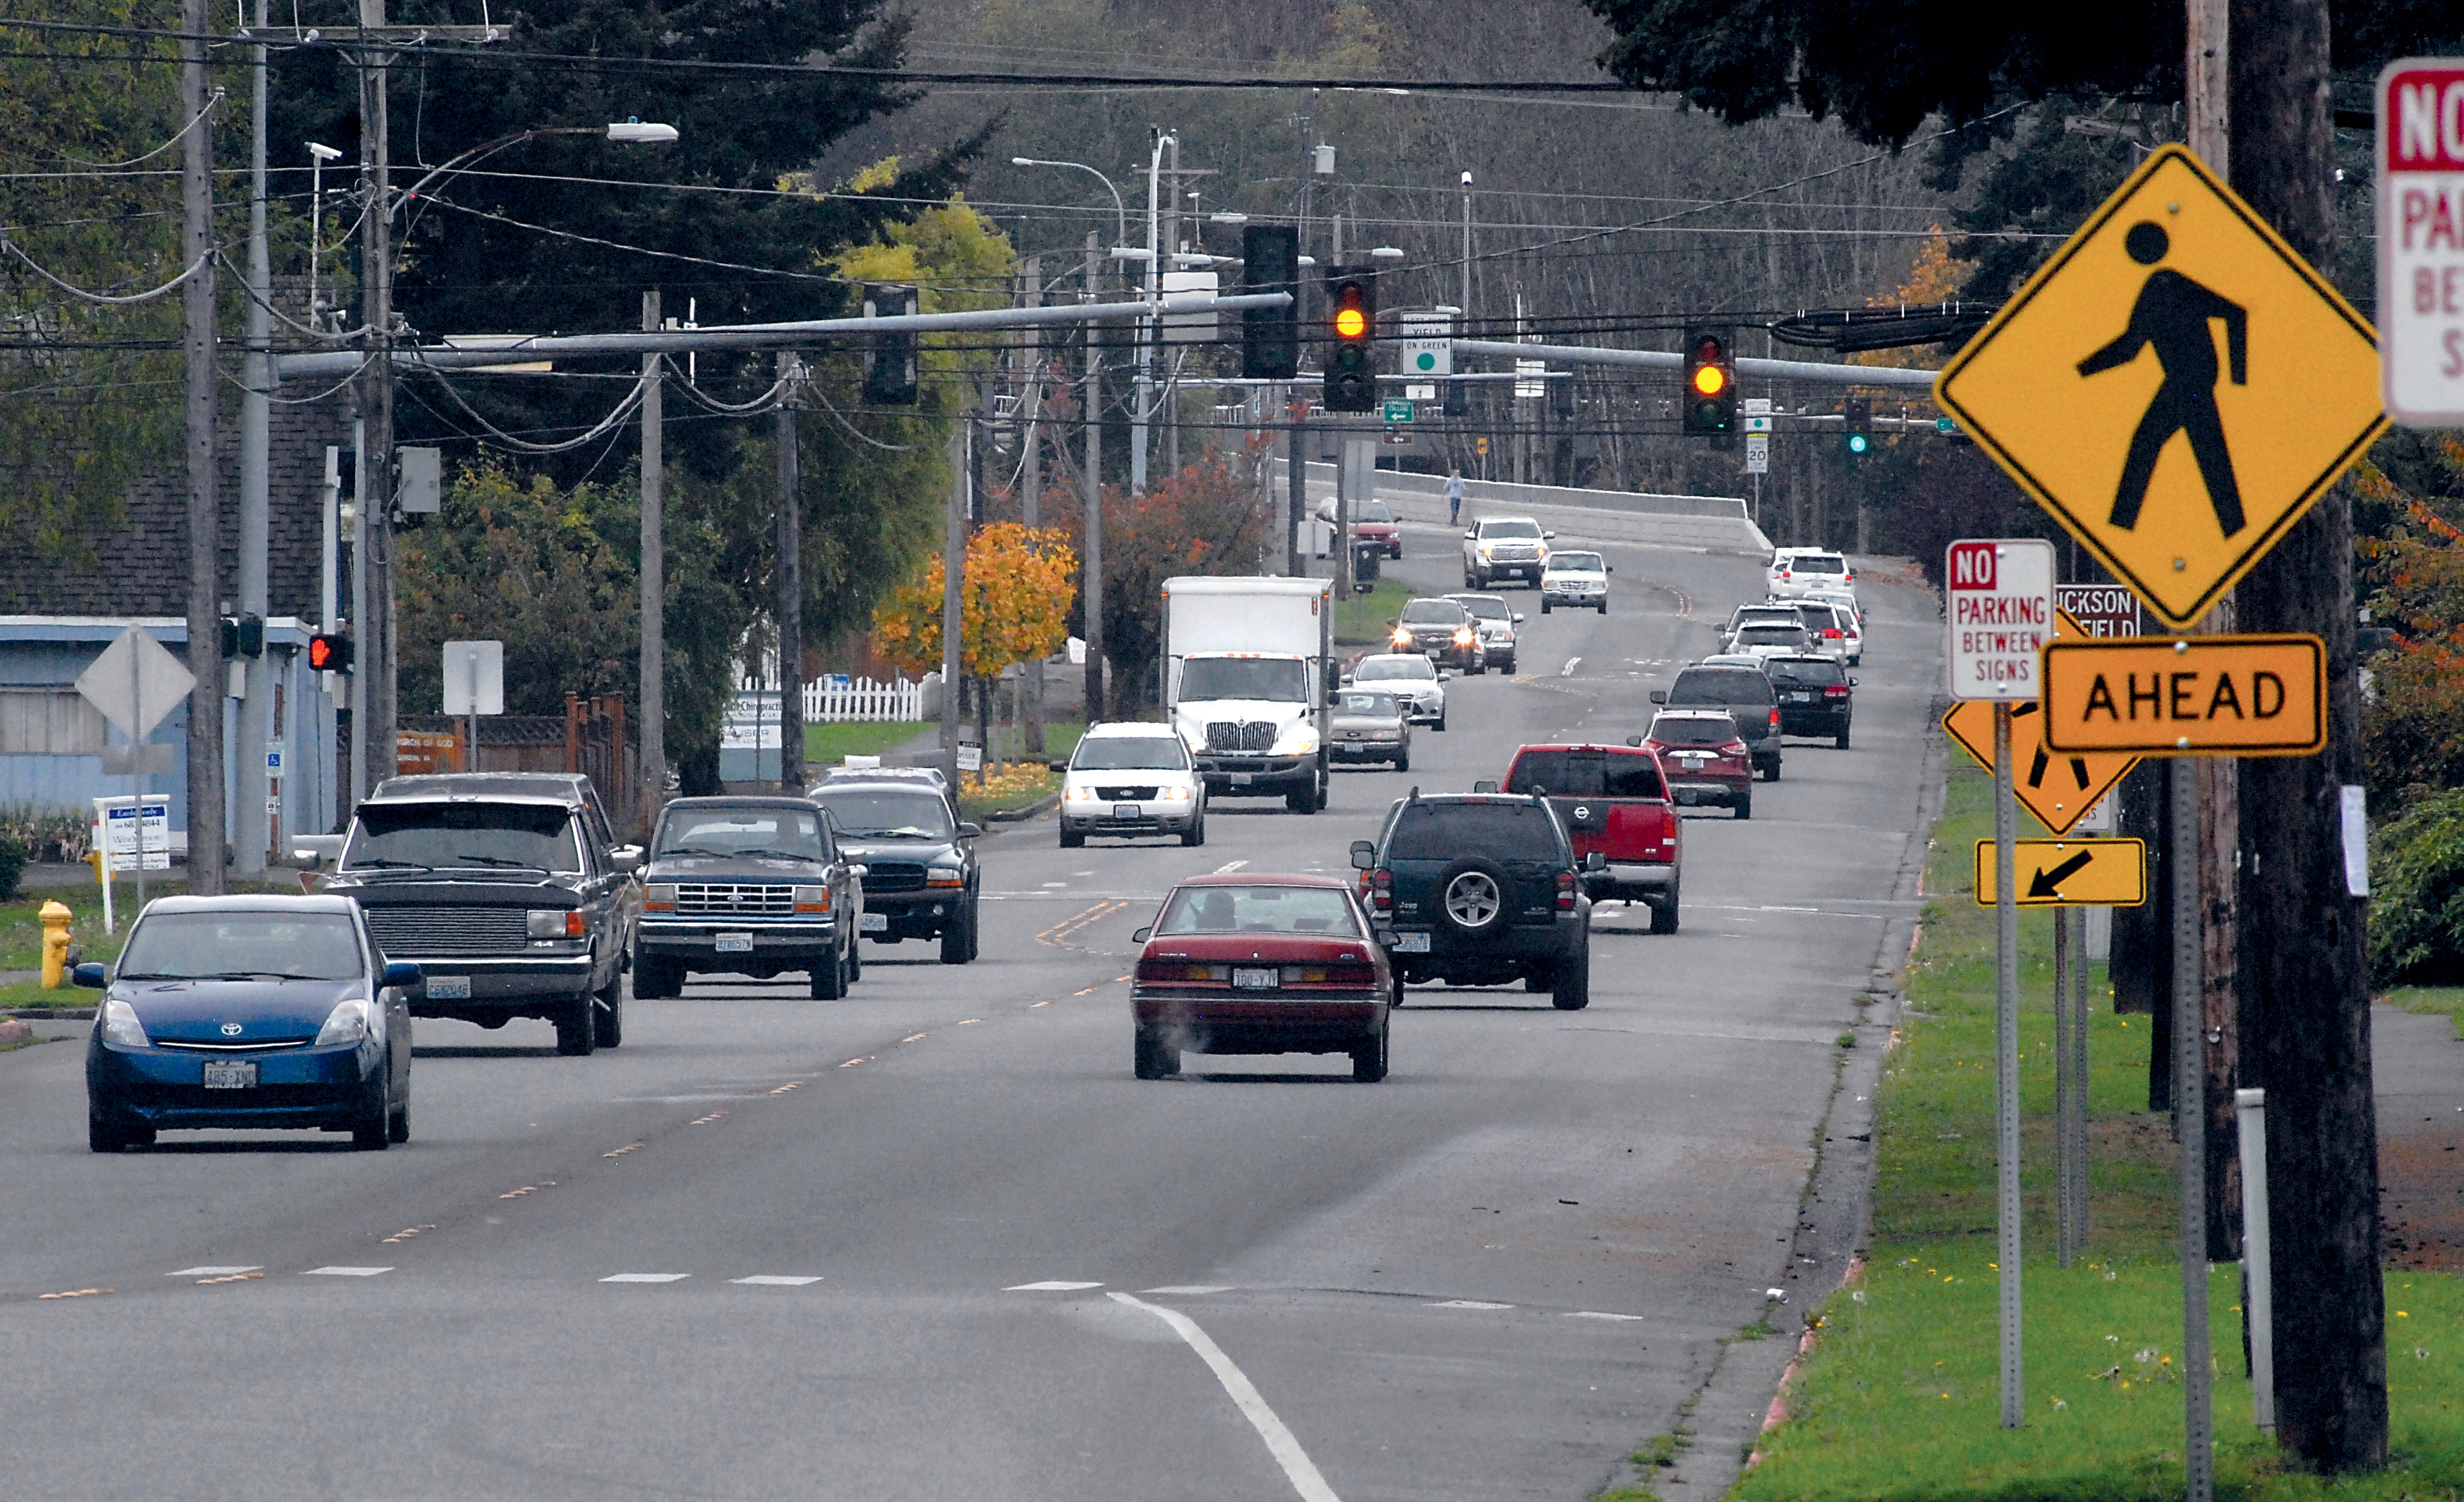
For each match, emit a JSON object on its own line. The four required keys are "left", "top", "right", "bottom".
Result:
{"left": 1351, "top": 792, "right": 1598, "bottom": 1009}
{"left": 1655, "top": 663, "right": 1783, "bottom": 780}
{"left": 1389, "top": 597, "right": 1485, "bottom": 672}
{"left": 305, "top": 773, "right": 638, "bottom": 1056}
{"left": 1765, "top": 655, "right": 1855, "bottom": 748}
{"left": 632, "top": 797, "right": 867, "bottom": 1000}
{"left": 811, "top": 773, "right": 983, "bottom": 964}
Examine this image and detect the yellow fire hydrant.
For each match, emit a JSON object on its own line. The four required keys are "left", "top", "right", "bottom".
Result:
{"left": 39, "top": 900, "right": 74, "bottom": 989}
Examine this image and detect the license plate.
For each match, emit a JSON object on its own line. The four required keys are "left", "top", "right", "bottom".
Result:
{"left": 1789, "top": 692, "right": 1814, "bottom": 702}
{"left": 860, "top": 912, "right": 888, "bottom": 933}
{"left": 1680, "top": 756, "right": 1707, "bottom": 769}
{"left": 715, "top": 932, "right": 755, "bottom": 953}
{"left": 1393, "top": 932, "right": 1432, "bottom": 953}
{"left": 201, "top": 1060, "right": 258, "bottom": 1090}
{"left": 426, "top": 974, "right": 471, "bottom": 999}
{"left": 1230, "top": 772, "right": 1253, "bottom": 786}
{"left": 1232, "top": 967, "right": 1278, "bottom": 990}
{"left": 1113, "top": 803, "right": 1140, "bottom": 821}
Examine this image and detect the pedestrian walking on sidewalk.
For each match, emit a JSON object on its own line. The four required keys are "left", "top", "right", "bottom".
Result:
{"left": 1446, "top": 467, "right": 1465, "bottom": 525}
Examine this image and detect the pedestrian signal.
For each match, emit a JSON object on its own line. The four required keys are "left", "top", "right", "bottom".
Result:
{"left": 861, "top": 285, "right": 919, "bottom": 405}
{"left": 1241, "top": 224, "right": 1300, "bottom": 380}
{"left": 306, "top": 632, "right": 352, "bottom": 673}
{"left": 1844, "top": 396, "right": 1872, "bottom": 457}
{"left": 1324, "top": 270, "right": 1377, "bottom": 412}
{"left": 1683, "top": 329, "right": 1735, "bottom": 435}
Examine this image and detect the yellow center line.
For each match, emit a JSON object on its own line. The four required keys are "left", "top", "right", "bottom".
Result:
{"left": 38, "top": 1287, "right": 112, "bottom": 1299}
{"left": 901, "top": 1033, "right": 930, "bottom": 1044}
{"left": 196, "top": 1271, "right": 263, "bottom": 1285}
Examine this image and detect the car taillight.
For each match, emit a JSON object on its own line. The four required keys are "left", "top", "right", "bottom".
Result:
{"left": 1823, "top": 628, "right": 1842, "bottom": 638}
{"left": 1769, "top": 708, "right": 1781, "bottom": 728}
{"left": 1557, "top": 870, "right": 1576, "bottom": 911}
{"left": 1136, "top": 960, "right": 1224, "bottom": 983}
{"left": 1824, "top": 686, "right": 1849, "bottom": 698}
{"left": 1371, "top": 869, "right": 1393, "bottom": 911}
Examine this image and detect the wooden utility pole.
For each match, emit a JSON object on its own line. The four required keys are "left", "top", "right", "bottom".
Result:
{"left": 180, "top": 0, "right": 224, "bottom": 893}
{"left": 2229, "top": 0, "right": 2388, "bottom": 1468}
{"left": 1081, "top": 232, "right": 1105, "bottom": 724}
{"left": 639, "top": 291, "right": 663, "bottom": 835}
{"left": 355, "top": 1, "right": 397, "bottom": 807}
{"left": 776, "top": 351, "right": 805, "bottom": 794}
{"left": 1019, "top": 257, "right": 1046, "bottom": 756}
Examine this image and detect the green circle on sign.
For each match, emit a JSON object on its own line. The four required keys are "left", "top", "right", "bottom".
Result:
{"left": 1415, "top": 352, "right": 1435, "bottom": 371}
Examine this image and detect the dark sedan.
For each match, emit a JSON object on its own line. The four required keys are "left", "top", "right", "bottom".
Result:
{"left": 81, "top": 895, "right": 417, "bottom": 1152}
{"left": 1131, "top": 875, "right": 1393, "bottom": 1081}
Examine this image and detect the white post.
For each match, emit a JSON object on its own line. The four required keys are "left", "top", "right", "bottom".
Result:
{"left": 2236, "top": 1087, "right": 2275, "bottom": 1432}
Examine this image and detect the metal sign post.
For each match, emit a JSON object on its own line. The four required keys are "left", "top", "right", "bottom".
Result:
{"left": 2054, "top": 909, "right": 2075, "bottom": 1269}
{"left": 1995, "top": 702, "right": 2025, "bottom": 1429}
{"left": 2172, "top": 755, "right": 2212, "bottom": 1501}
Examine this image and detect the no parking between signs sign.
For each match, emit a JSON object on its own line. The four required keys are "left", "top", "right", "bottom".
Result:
{"left": 1945, "top": 538, "right": 2055, "bottom": 701}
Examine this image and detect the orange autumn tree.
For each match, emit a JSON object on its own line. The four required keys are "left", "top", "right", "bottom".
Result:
{"left": 871, "top": 519, "right": 1078, "bottom": 687}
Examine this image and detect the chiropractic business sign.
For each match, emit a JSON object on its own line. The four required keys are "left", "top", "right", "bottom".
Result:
{"left": 2381, "top": 61, "right": 2464, "bottom": 426}
{"left": 1944, "top": 538, "right": 2054, "bottom": 702}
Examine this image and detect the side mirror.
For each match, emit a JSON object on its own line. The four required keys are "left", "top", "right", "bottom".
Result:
{"left": 1849, "top": 677, "right": 1859, "bottom": 686}
{"left": 1511, "top": 613, "right": 1525, "bottom": 623}
{"left": 1649, "top": 689, "right": 1668, "bottom": 705}
{"left": 1471, "top": 779, "right": 1501, "bottom": 794}
{"left": 381, "top": 960, "right": 422, "bottom": 990}
{"left": 1625, "top": 735, "right": 1644, "bottom": 747}
{"left": 957, "top": 822, "right": 983, "bottom": 840}
{"left": 1463, "top": 530, "right": 1475, "bottom": 539}
{"left": 1585, "top": 851, "right": 1608, "bottom": 873}
{"left": 292, "top": 833, "right": 344, "bottom": 867}
{"left": 1542, "top": 531, "right": 1557, "bottom": 540}
{"left": 609, "top": 845, "right": 642, "bottom": 874}
{"left": 1048, "top": 761, "right": 1070, "bottom": 774}
{"left": 1385, "top": 618, "right": 1397, "bottom": 627}
{"left": 1606, "top": 565, "right": 1616, "bottom": 573}
{"left": 1438, "top": 671, "right": 1453, "bottom": 682}
{"left": 848, "top": 864, "right": 868, "bottom": 879}
{"left": 1349, "top": 840, "right": 1376, "bottom": 870}
{"left": 1131, "top": 925, "right": 1154, "bottom": 944}
{"left": 71, "top": 962, "right": 107, "bottom": 989}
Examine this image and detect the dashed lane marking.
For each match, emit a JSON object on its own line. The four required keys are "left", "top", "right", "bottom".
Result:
{"left": 957, "top": 1019, "right": 982, "bottom": 1026}
{"left": 499, "top": 1181, "right": 556, "bottom": 1198}
{"left": 381, "top": 1225, "right": 434, "bottom": 1244}
{"left": 169, "top": 1266, "right": 259, "bottom": 1277}
{"left": 1031, "top": 1001, "right": 1052, "bottom": 1008}
{"left": 732, "top": 1276, "right": 824, "bottom": 1287}
{"left": 601, "top": 1273, "right": 691, "bottom": 1283}
{"left": 1560, "top": 656, "right": 1581, "bottom": 677}
{"left": 1108, "top": 1292, "right": 1343, "bottom": 1502}
{"left": 302, "top": 1266, "right": 392, "bottom": 1277}
{"left": 838, "top": 1058, "right": 870, "bottom": 1068}
{"left": 1143, "top": 1285, "right": 1236, "bottom": 1295}
{"left": 1212, "top": 859, "right": 1249, "bottom": 873}
{"left": 1072, "top": 989, "right": 1096, "bottom": 997}
{"left": 1566, "top": 1310, "right": 1646, "bottom": 1321}
{"left": 602, "top": 1143, "right": 646, "bottom": 1158}
{"left": 1005, "top": 1280, "right": 1104, "bottom": 1292}
{"left": 765, "top": 1081, "right": 804, "bottom": 1095}
{"left": 1429, "top": 1299, "right": 1514, "bottom": 1310}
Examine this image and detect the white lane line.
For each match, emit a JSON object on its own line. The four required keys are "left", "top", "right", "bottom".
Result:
{"left": 1005, "top": 1279, "right": 1104, "bottom": 1291}
{"left": 1212, "top": 859, "right": 1249, "bottom": 874}
{"left": 1040, "top": 881, "right": 1070, "bottom": 888}
{"left": 1143, "top": 1285, "right": 1236, "bottom": 1295}
{"left": 1566, "top": 1310, "right": 1645, "bottom": 1322}
{"left": 1560, "top": 656, "right": 1581, "bottom": 677}
{"left": 301, "top": 1266, "right": 392, "bottom": 1277}
{"left": 168, "top": 1266, "right": 260, "bottom": 1277}
{"left": 1429, "top": 1299, "right": 1514, "bottom": 1310}
{"left": 1108, "top": 1292, "right": 1342, "bottom": 1502}
{"left": 732, "top": 1275, "right": 823, "bottom": 1287}
{"left": 600, "top": 1272, "right": 691, "bottom": 1283}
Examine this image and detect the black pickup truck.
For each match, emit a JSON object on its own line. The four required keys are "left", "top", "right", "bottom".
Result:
{"left": 302, "top": 773, "right": 639, "bottom": 1056}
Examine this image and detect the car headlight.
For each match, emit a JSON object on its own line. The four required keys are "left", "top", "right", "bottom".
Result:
{"left": 98, "top": 997, "right": 148, "bottom": 1049}
{"left": 792, "top": 884, "right": 831, "bottom": 914}
{"left": 528, "top": 908, "right": 583, "bottom": 939}
{"left": 1452, "top": 627, "right": 1475, "bottom": 646}
{"left": 1064, "top": 783, "right": 1097, "bottom": 802}
{"left": 1160, "top": 785, "right": 1193, "bottom": 802}
{"left": 643, "top": 882, "right": 677, "bottom": 913}
{"left": 925, "top": 864, "right": 965, "bottom": 889}
{"left": 313, "top": 998, "right": 372, "bottom": 1047}
{"left": 1276, "top": 726, "right": 1319, "bottom": 756}
{"left": 1390, "top": 626, "right": 1413, "bottom": 648}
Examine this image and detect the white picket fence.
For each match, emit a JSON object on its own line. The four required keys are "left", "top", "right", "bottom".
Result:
{"left": 802, "top": 676, "right": 925, "bottom": 723}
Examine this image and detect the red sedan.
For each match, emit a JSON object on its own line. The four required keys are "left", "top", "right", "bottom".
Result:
{"left": 1130, "top": 874, "right": 1393, "bottom": 1081}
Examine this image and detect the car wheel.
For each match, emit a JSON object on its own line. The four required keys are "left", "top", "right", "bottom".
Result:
{"left": 387, "top": 1099, "right": 411, "bottom": 1145}
{"left": 811, "top": 937, "right": 847, "bottom": 999}
{"left": 1541, "top": 599, "right": 1552, "bottom": 613}
{"left": 1836, "top": 728, "right": 1851, "bottom": 750}
{"left": 592, "top": 973, "right": 625, "bottom": 1047}
{"left": 1762, "top": 760, "right": 1781, "bottom": 783}
{"left": 1433, "top": 857, "right": 1514, "bottom": 938}
{"left": 1059, "top": 827, "right": 1085, "bottom": 849}
{"left": 1597, "top": 600, "right": 1608, "bottom": 614}
{"left": 633, "top": 956, "right": 683, "bottom": 1000}
{"left": 1352, "top": 1018, "right": 1389, "bottom": 1083}
{"left": 1737, "top": 791, "right": 1753, "bottom": 820}
{"left": 554, "top": 994, "right": 598, "bottom": 1056}
{"left": 1394, "top": 749, "right": 1409, "bottom": 772}
{"left": 350, "top": 1081, "right": 391, "bottom": 1150}
{"left": 1434, "top": 711, "right": 1448, "bottom": 733}
{"left": 1133, "top": 1031, "right": 1179, "bottom": 1080}
{"left": 1182, "top": 817, "right": 1205, "bottom": 848}
{"left": 847, "top": 940, "right": 863, "bottom": 984}
{"left": 1551, "top": 938, "right": 1592, "bottom": 1010}
{"left": 88, "top": 1109, "right": 145, "bottom": 1152}
{"left": 940, "top": 900, "right": 977, "bottom": 965}
{"left": 1651, "top": 880, "right": 1681, "bottom": 934}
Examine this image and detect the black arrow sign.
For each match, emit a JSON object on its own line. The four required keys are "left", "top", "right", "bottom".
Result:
{"left": 2026, "top": 849, "right": 2096, "bottom": 898}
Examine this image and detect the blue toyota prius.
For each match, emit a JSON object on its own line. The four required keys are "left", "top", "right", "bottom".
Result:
{"left": 81, "top": 895, "right": 418, "bottom": 1152}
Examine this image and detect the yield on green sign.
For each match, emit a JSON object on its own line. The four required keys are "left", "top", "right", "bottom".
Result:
{"left": 1401, "top": 313, "right": 1452, "bottom": 376}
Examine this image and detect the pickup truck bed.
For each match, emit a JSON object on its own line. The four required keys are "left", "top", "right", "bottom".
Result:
{"left": 1501, "top": 744, "right": 1683, "bottom": 933}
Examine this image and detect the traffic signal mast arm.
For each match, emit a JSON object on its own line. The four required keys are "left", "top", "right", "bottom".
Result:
{"left": 1453, "top": 337, "right": 1937, "bottom": 389}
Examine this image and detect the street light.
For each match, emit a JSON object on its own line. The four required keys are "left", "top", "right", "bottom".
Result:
{"left": 404, "top": 119, "right": 679, "bottom": 212}
{"left": 1012, "top": 157, "right": 1128, "bottom": 247}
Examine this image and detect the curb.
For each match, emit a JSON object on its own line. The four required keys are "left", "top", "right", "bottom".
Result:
{"left": 982, "top": 790, "right": 1062, "bottom": 825}
{"left": 4, "top": 1006, "right": 94, "bottom": 1021}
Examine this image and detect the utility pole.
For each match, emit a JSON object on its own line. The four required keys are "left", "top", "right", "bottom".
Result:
{"left": 234, "top": 0, "right": 272, "bottom": 876}
{"left": 639, "top": 290, "right": 664, "bottom": 835}
{"left": 354, "top": 1, "right": 398, "bottom": 804}
{"left": 1131, "top": 130, "right": 1169, "bottom": 494}
{"left": 1460, "top": 170, "right": 1473, "bottom": 325}
{"left": 2230, "top": 0, "right": 2389, "bottom": 1469}
{"left": 775, "top": 350, "right": 805, "bottom": 794}
{"left": 1018, "top": 258, "right": 1046, "bottom": 756}
{"left": 1287, "top": 393, "right": 1306, "bottom": 576}
{"left": 939, "top": 423, "right": 967, "bottom": 786}
{"left": 1082, "top": 231, "right": 1106, "bottom": 723}
{"left": 180, "top": 0, "right": 224, "bottom": 894}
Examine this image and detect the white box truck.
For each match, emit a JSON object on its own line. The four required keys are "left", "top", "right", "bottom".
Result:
{"left": 1160, "top": 575, "right": 1335, "bottom": 813}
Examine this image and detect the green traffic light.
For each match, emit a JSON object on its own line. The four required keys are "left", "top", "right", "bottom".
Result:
{"left": 1847, "top": 433, "right": 1869, "bottom": 455}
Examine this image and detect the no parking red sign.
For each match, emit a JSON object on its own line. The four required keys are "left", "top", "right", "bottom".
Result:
{"left": 1945, "top": 538, "right": 2055, "bottom": 702}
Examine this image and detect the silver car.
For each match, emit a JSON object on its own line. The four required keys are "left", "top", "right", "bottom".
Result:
{"left": 1330, "top": 689, "right": 1413, "bottom": 769}
{"left": 1348, "top": 653, "right": 1449, "bottom": 731}
{"left": 1444, "top": 592, "right": 1522, "bottom": 675}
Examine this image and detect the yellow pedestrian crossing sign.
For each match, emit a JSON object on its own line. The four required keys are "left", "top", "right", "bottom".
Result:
{"left": 1934, "top": 145, "right": 2387, "bottom": 629}
{"left": 1940, "top": 610, "right": 2141, "bottom": 834}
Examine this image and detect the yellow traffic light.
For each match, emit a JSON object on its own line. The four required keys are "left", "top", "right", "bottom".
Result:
{"left": 1691, "top": 363, "right": 1729, "bottom": 398}
{"left": 1333, "top": 305, "right": 1367, "bottom": 338}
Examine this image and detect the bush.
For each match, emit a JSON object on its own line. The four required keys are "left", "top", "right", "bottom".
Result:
{"left": 0, "top": 828, "right": 24, "bottom": 903}
{"left": 2370, "top": 788, "right": 2464, "bottom": 985}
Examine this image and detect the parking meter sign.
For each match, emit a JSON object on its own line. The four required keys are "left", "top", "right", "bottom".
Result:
{"left": 1947, "top": 538, "right": 2055, "bottom": 701}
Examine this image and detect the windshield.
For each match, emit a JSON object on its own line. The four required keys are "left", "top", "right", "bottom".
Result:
{"left": 1481, "top": 520, "right": 1542, "bottom": 540}
{"left": 1505, "top": 749, "right": 1666, "bottom": 799}
{"left": 1178, "top": 657, "right": 1308, "bottom": 703}
{"left": 1337, "top": 691, "right": 1401, "bottom": 716}
{"left": 1399, "top": 600, "right": 1463, "bottom": 624}
{"left": 1355, "top": 656, "right": 1435, "bottom": 682}
{"left": 346, "top": 801, "right": 579, "bottom": 873}
{"left": 1385, "top": 800, "right": 1563, "bottom": 863}
{"left": 1651, "top": 715, "right": 1743, "bottom": 747}
{"left": 1768, "top": 659, "right": 1846, "bottom": 686}
{"left": 119, "top": 911, "right": 365, "bottom": 981}
{"left": 1736, "top": 625, "right": 1809, "bottom": 646}
{"left": 1074, "top": 735, "right": 1190, "bottom": 772}
{"left": 1451, "top": 596, "right": 1509, "bottom": 621}
{"left": 1671, "top": 668, "right": 1775, "bottom": 705}
{"left": 1550, "top": 552, "right": 1604, "bottom": 572}
{"left": 1791, "top": 554, "right": 1846, "bottom": 574}
{"left": 1155, "top": 884, "right": 1364, "bottom": 936}
{"left": 1357, "top": 501, "right": 1392, "bottom": 523}
{"left": 812, "top": 788, "right": 954, "bottom": 841}
{"left": 656, "top": 806, "right": 828, "bottom": 859}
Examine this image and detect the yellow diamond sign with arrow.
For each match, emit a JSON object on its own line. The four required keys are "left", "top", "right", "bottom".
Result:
{"left": 1934, "top": 145, "right": 2387, "bottom": 629}
{"left": 1941, "top": 610, "right": 2140, "bottom": 834}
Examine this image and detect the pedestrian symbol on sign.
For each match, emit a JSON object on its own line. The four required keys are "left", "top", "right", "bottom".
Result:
{"left": 2076, "top": 221, "right": 2249, "bottom": 535}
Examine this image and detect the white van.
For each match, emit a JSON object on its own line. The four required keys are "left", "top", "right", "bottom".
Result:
{"left": 1057, "top": 723, "right": 1207, "bottom": 848}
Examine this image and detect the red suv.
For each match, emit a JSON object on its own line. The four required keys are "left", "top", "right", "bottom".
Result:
{"left": 1643, "top": 711, "right": 1755, "bottom": 820}
{"left": 1496, "top": 742, "right": 1684, "bottom": 933}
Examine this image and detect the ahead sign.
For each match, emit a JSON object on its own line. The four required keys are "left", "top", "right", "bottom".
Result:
{"left": 1945, "top": 538, "right": 2054, "bottom": 701}
{"left": 2380, "top": 61, "right": 2464, "bottom": 426}
{"left": 2040, "top": 634, "right": 2326, "bottom": 755}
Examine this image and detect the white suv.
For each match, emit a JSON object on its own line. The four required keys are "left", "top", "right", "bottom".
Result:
{"left": 1463, "top": 516, "right": 1553, "bottom": 590}
{"left": 1768, "top": 549, "right": 1853, "bottom": 598}
{"left": 1057, "top": 724, "right": 1205, "bottom": 848}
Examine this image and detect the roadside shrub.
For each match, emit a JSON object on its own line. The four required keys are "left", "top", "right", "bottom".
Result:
{"left": 2371, "top": 788, "right": 2464, "bottom": 985}
{"left": 0, "top": 827, "right": 24, "bottom": 903}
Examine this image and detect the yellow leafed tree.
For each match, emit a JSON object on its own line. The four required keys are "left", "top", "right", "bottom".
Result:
{"left": 872, "top": 522, "right": 1078, "bottom": 682}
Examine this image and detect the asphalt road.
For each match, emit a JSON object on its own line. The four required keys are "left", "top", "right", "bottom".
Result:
{"left": 0, "top": 529, "right": 1944, "bottom": 1502}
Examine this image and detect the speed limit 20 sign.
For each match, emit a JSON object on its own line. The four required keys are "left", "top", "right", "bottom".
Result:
{"left": 1946, "top": 538, "right": 2055, "bottom": 701}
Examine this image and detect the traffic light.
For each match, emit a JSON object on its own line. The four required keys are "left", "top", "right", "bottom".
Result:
{"left": 861, "top": 285, "right": 919, "bottom": 405}
{"left": 1241, "top": 223, "right": 1299, "bottom": 380}
{"left": 1681, "top": 328, "right": 1736, "bottom": 435}
{"left": 217, "top": 613, "right": 263, "bottom": 659}
{"left": 1844, "top": 396, "right": 1872, "bottom": 457}
{"left": 1322, "top": 270, "right": 1377, "bottom": 412}
{"left": 307, "top": 632, "right": 353, "bottom": 674}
